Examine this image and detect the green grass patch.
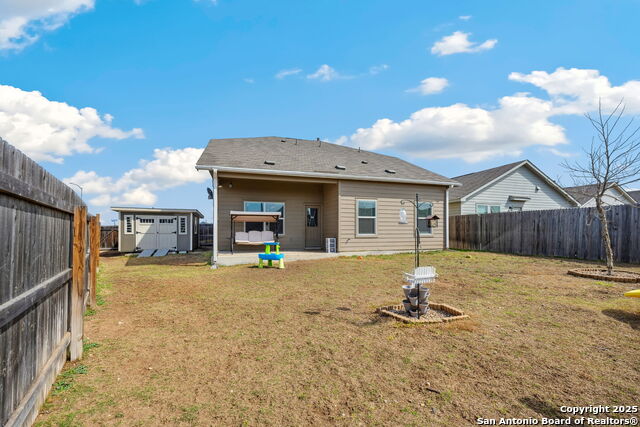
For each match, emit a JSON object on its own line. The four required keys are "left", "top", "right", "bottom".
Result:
{"left": 52, "top": 365, "right": 88, "bottom": 395}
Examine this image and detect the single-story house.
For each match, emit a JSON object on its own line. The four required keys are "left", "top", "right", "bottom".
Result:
{"left": 449, "top": 160, "right": 579, "bottom": 215}
{"left": 564, "top": 183, "right": 637, "bottom": 207}
{"left": 112, "top": 207, "right": 204, "bottom": 252}
{"left": 195, "top": 137, "right": 460, "bottom": 268}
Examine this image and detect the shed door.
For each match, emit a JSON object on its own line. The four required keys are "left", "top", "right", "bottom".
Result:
{"left": 305, "top": 205, "right": 322, "bottom": 249}
{"left": 136, "top": 215, "right": 157, "bottom": 250}
{"left": 157, "top": 216, "right": 178, "bottom": 249}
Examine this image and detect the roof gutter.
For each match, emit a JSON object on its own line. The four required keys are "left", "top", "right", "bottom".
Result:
{"left": 195, "top": 164, "right": 461, "bottom": 187}
{"left": 111, "top": 207, "right": 205, "bottom": 217}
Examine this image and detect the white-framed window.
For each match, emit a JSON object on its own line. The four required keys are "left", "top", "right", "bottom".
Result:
{"left": 243, "top": 201, "right": 285, "bottom": 235}
{"left": 159, "top": 218, "right": 174, "bottom": 224}
{"left": 139, "top": 218, "right": 155, "bottom": 224}
{"left": 124, "top": 215, "right": 133, "bottom": 234}
{"left": 417, "top": 202, "right": 433, "bottom": 235}
{"left": 476, "top": 204, "right": 501, "bottom": 214}
{"left": 179, "top": 216, "right": 187, "bottom": 234}
{"left": 356, "top": 199, "right": 377, "bottom": 236}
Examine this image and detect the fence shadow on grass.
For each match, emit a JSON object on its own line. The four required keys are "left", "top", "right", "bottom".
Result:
{"left": 124, "top": 252, "right": 209, "bottom": 268}
{"left": 602, "top": 309, "right": 640, "bottom": 330}
{"left": 519, "top": 396, "right": 566, "bottom": 420}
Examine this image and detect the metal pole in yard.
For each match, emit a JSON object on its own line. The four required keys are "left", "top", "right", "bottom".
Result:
{"left": 211, "top": 169, "right": 219, "bottom": 269}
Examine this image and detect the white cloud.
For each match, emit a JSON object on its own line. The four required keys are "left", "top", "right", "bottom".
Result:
{"left": 509, "top": 67, "right": 640, "bottom": 114}
{"left": 275, "top": 68, "right": 302, "bottom": 79}
{"left": 459, "top": 15, "right": 472, "bottom": 21}
{"left": 0, "top": 0, "right": 94, "bottom": 51}
{"left": 65, "top": 147, "right": 209, "bottom": 207}
{"left": 307, "top": 64, "right": 344, "bottom": 82}
{"left": 0, "top": 84, "right": 143, "bottom": 163}
{"left": 369, "top": 64, "right": 389, "bottom": 75}
{"left": 407, "top": 77, "right": 449, "bottom": 95}
{"left": 338, "top": 94, "right": 564, "bottom": 163}
{"left": 339, "top": 68, "right": 640, "bottom": 163}
{"left": 431, "top": 31, "right": 497, "bottom": 56}
{"left": 243, "top": 78, "right": 255, "bottom": 84}
{"left": 544, "top": 148, "right": 576, "bottom": 158}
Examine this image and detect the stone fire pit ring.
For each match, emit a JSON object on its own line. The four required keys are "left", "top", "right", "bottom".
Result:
{"left": 377, "top": 302, "right": 469, "bottom": 324}
{"left": 568, "top": 268, "right": 640, "bottom": 283}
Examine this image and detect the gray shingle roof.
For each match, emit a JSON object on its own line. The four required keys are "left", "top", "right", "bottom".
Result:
{"left": 564, "top": 183, "right": 637, "bottom": 205}
{"left": 563, "top": 184, "right": 600, "bottom": 205}
{"left": 628, "top": 190, "right": 640, "bottom": 203}
{"left": 196, "top": 136, "right": 458, "bottom": 185}
{"left": 449, "top": 160, "right": 525, "bottom": 200}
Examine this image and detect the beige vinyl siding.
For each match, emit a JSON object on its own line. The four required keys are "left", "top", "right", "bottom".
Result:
{"left": 338, "top": 180, "right": 446, "bottom": 251}
{"left": 217, "top": 178, "right": 324, "bottom": 251}
{"left": 461, "top": 165, "right": 575, "bottom": 215}
{"left": 323, "top": 183, "right": 339, "bottom": 242}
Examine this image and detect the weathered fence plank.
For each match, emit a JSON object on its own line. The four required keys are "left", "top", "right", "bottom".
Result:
{"left": 100, "top": 225, "right": 118, "bottom": 249}
{"left": 89, "top": 215, "right": 100, "bottom": 308}
{"left": 449, "top": 205, "right": 640, "bottom": 264}
{"left": 0, "top": 137, "right": 93, "bottom": 426}
{"left": 70, "top": 206, "right": 87, "bottom": 361}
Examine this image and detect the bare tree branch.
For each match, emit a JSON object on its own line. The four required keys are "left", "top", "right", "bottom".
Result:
{"left": 562, "top": 98, "right": 640, "bottom": 274}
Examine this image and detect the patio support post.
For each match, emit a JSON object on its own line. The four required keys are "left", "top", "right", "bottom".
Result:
{"left": 445, "top": 186, "right": 450, "bottom": 249}
{"left": 211, "top": 169, "right": 219, "bottom": 269}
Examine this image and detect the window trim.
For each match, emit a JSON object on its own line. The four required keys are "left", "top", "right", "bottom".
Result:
{"left": 178, "top": 216, "right": 188, "bottom": 235}
{"left": 124, "top": 215, "right": 134, "bottom": 235}
{"left": 476, "top": 204, "right": 501, "bottom": 214}
{"left": 356, "top": 199, "right": 377, "bottom": 237}
{"left": 417, "top": 201, "right": 434, "bottom": 236}
{"left": 243, "top": 201, "right": 286, "bottom": 236}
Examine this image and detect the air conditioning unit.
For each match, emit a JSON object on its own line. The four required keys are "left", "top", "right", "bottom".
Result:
{"left": 325, "top": 237, "right": 337, "bottom": 253}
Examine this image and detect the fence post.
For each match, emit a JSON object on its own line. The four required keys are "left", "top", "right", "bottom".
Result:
{"left": 89, "top": 214, "right": 100, "bottom": 308}
{"left": 70, "top": 206, "right": 87, "bottom": 361}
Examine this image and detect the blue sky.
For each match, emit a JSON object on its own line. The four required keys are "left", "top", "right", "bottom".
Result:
{"left": 2, "top": 0, "right": 640, "bottom": 223}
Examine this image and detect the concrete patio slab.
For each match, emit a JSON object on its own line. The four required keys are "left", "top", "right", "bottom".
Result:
{"left": 216, "top": 250, "right": 412, "bottom": 266}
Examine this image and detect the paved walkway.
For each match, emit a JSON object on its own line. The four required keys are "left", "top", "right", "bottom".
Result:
{"left": 216, "top": 250, "right": 410, "bottom": 266}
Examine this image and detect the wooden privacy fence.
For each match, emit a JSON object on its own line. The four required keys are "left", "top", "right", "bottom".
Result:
{"left": 199, "top": 222, "right": 213, "bottom": 247}
{"left": 0, "top": 138, "right": 101, "bottom": 427}
{"left": 100, "top": 225, "right": 118, "bottom": 250}
{"left": 449, "top": 205, "right": 640, "bottom": 264}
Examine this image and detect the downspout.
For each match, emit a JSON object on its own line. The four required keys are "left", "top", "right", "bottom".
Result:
{"left": 117, "top": 213, "right": 122, "bottom": 252}
{"left": 189, "top": 212, "right": 193, "bottom": 251}
{"left": 445, "top": 186, "right": 450, "bottom": 249}
{"left": 211, "top": 169, "right": 219, "bottom": 269}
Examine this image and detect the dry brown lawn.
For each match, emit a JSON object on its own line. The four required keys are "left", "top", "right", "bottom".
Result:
{"left": 35, "top": 250, "right": 640, "bottom": 426}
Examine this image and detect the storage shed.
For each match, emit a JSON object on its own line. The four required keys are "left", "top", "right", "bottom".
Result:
{"left": 112, "top": 207, "right": 204, "bottom": 253}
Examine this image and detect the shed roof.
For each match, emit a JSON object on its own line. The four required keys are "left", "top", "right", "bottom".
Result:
{"left": 111, "top": 206, "right": 204, "bottom": 218}
{"left": 195, "top": 136, "right": 459, "bottom": 186}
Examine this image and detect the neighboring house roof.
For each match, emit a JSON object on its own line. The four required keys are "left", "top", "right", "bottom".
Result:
{"left": 195, "top": 136, "right": 460, "bottom": 186}
{"left": 564, "top": 183, "right": 637, "bottom": 205}
{"left": 111, "top": 206, "right": 205, "bottom": 218}
{"left": 628, "top": 190, "right": 640, "bottom": 203}
{"left": 449, "top": 160, "right": 578, "bottom": 205}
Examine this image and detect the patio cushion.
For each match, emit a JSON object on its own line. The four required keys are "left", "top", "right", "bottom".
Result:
{"left": 235, "top": 232, "right": 249, "bottom": 242}
{"left": 248, "top": 230, "right": 263, "bottom": 242}
{"left": 261, "top": 231, "right": 274, "bottom": 242}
